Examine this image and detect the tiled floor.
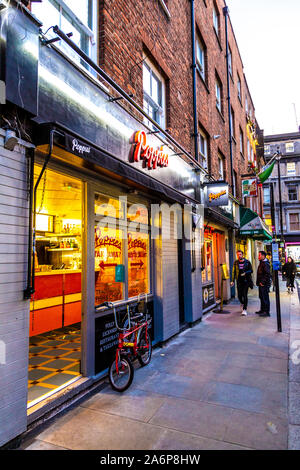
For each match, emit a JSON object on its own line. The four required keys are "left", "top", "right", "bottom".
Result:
{"left": 28, "top": 324, "right": 81, "bottom": 406}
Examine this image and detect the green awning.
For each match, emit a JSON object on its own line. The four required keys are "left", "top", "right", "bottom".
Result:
{"left": 239, "top": 207, "right": 272, "bottom": 241}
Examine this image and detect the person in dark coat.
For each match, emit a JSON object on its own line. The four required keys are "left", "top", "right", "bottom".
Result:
{"left": 231, "top": 250, "right": 253, "bottom": 316}
{"left": 282, "top": 257, "right": 297, "bottom": 293}
{"left": 256, "top": 251, "right": 272, "bottom": 317}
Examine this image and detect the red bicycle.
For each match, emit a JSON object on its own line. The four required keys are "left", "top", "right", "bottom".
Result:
{"left": 98, "top": 298, "right": 152, "bottom": 392}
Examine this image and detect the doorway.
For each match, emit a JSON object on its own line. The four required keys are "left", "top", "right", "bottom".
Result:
{"left": 28, "top": 166, "right": 83, "bottom": 408}
{"left": 213, "top": 230, "right": 226, "bottom": 300}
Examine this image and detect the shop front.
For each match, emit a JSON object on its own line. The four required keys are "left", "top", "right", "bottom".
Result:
{"left": 201, "top": 187, "right": 238, "bottom": 312}
{"left": 13, "top": 15, "right": 204, "bottom": 414}
{"left": 0, "top": 4, "right": 206, "bottom": 446}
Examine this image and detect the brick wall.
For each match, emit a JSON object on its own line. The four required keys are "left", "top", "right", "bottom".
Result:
{"left": 98, "top": 0, "right": 258, "bottom": 201}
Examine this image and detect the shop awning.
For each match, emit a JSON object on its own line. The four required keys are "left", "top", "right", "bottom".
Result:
{"left": 34, "top": 123, "right": 197, "bottom": 206}
{"left": 239, "top": 207, "right": 272, "bottom": 240}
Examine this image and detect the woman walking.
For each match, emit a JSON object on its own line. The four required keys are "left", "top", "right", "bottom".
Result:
{"left": 282, "top": 257, "right": 297, "bottom": 293}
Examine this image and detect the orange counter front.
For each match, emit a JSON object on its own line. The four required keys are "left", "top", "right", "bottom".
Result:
{"left": 30, "top": 270, "right": 82, "bottom": 337}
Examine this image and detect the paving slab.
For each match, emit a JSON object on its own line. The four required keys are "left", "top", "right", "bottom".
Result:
{"left": 19, "top": 284, "right": 297, "bottom": 451}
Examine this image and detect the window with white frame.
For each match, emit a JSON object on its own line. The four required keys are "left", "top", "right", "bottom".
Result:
{"left": 213, "top": 4, "right": 220, "bottom": 36}
{"left": 199, "top": 130, "right": 208, "bottom": 169}
{"left": 196, "top": 36, "right": 206, "bottom": 81}
{"left": 215, "top": 75, "right": 222, "bottom": 113}
{"left": 263, "top": 186, "right": 270, "bottom": 204}
{"left": 239, "top": 127, "right": 244, "bottom": 155}
{"left": 247, "top": 138, "right": 251, "bottom": 160}
{"left": 245, "top": 95, "right": 248, "bottom": 114}
{"left": 31, "top": 0, "right": 97, "bottom": 66}
{"left": 264, "top": 144, "right": 270, "bottom": 155}
{"left": 228, "top": 46, "right": 232, "bottom": 76}
{"left": 230, "top": 106, "right": 235, "bottom": 138}
{"left": 289, "top": 213, "right": 300, "bottom": 231}
{"left": 286, "top": 142, "right": 294, "bottom": 153}
{"left": 233, "top": 170, "right": 238, "bottom": 197}
{"left": 237, "top": 74, "right": 242, "bottom": 101}
{"left": 287, "top": 162, "right": 296, "bottom": 176}
{"left": 218, "top": 153, "right": 225, "bottom": 180}
{"left": 143, "top": 59, "right": 166, "bottom": 129}
{"left": 288, "top": 185, "right": 298, "bottom": 201}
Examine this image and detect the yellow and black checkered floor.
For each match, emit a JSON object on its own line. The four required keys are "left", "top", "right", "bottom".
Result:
{"left": 28, "top": 324, "right": 81, "bottom": 406}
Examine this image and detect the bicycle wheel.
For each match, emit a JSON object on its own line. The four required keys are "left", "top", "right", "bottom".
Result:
{"left": 109, "top": 355, "right": 134, "bottom": 392}
{"left": 137, "top": 329, "right": 152, "bottom": 367}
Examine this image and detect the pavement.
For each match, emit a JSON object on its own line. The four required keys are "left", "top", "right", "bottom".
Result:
{"left": 20, "top": 280, "right": 300, "bottom": 451}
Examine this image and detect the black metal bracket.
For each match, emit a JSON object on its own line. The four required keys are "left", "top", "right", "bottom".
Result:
{"left": 108, "top": 94, "right": 134, "bottom": 102}
{"left": 42, "top": 31, "right": 73, "bottom": 46}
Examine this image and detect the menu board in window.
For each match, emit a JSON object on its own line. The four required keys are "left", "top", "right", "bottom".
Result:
{"left": 95, "top": 226, "right": 124, "bottom": 305}
{"left": 128, "top": 231, "right": 149, "bottom": 298}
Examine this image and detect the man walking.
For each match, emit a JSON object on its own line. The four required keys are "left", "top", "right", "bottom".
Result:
{"left": 231, "top": 250, "right": 253, "bottom": 316}
{"left": 256, "top": 251, "right": 271, "bottom": 317}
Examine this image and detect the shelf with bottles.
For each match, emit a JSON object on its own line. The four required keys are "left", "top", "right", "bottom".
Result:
{"left": 47, "top": 247, "right": 79, "bottom": 252}
{"left": 45, "top": 233, "right": 82, "bottom": 238}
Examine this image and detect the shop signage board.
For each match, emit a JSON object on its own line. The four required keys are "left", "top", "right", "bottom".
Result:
{"left": 203, "top": 182, "right": 229, "bottom": 207}
{"left": 242, "top": 178, "right": 258, "bottom": 197}
{"left": 95, "top": 301, "right": 154, "bottom": 374}
{"left": 131, "top": 131, "right": 169, "bottom": 169}
{"left": 202, "top": 284, "right": 215, "bottom": 309}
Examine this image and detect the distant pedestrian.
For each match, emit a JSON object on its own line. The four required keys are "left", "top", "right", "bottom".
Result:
{"left": 282, "top": 257, "right": 297, "bottom": 293}
{"left": 231, "top": 250, "right": 253, "bottom": 316}
{"left": 256, "top": 251, "right": 272, "bottom": 317}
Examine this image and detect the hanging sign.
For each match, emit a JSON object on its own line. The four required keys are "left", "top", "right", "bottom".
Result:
{"left": 203, "top": 182, "right": 229, "bottom": 207}
{"left": 131, "top": 131, "right": 169, "bottom": 169}
{"left": 242, "top": 178, "right": 258, "bottom": 197}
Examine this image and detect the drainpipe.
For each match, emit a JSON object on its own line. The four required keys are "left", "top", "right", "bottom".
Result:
{"left": 190, "top": 0, "right": 199, "bottom": 163}
{"left": 24, "top": 147, "right": 35, "bottom": 300}
{"left": 24, "top": 128, "right": 55, "bottom": 299}
{"left": 190, "top": 0, "right": 201, "bottom": 205}
{"left": 223, "top": 6, "right": 234, "bottom": 195}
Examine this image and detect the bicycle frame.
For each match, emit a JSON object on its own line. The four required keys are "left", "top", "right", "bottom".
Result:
{"left": 115, "top": 320, "right": 149, "bottom": 374}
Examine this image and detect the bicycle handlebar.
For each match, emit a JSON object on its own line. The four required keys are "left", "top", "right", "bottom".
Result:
{"left": 95, "top": 296, "right": 149, "bottom": 331}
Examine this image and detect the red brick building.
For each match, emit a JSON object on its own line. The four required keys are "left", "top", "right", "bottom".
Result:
{"left": 0, "top": 0, "right": 269, "bottom": 447}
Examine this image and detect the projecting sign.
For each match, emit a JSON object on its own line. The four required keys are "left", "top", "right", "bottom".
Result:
{"left": 242, "top": 178, "right": 258, "bottom": 197}
{"left": 203, "top": 182, "right": 229, "bottom": 207}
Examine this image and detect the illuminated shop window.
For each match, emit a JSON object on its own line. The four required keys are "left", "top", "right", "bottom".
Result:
{"left": 201, "top": 239, "right": 212, "bottom": 283}
{"left": 128, "top": 231, "right": 149, "bottom": 298}
{"left": 94, "top": 193, "right": 151, "bottom": 305}
{"left": 95, "top": 226, "right": 124, "bottom": 304}
{"left": 95, "top": 193, "right": 125, "bottom": 219}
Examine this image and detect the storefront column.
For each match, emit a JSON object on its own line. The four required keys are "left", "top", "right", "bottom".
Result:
{"left": 81, "top": 183, "right": 95, "bottom": 377}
